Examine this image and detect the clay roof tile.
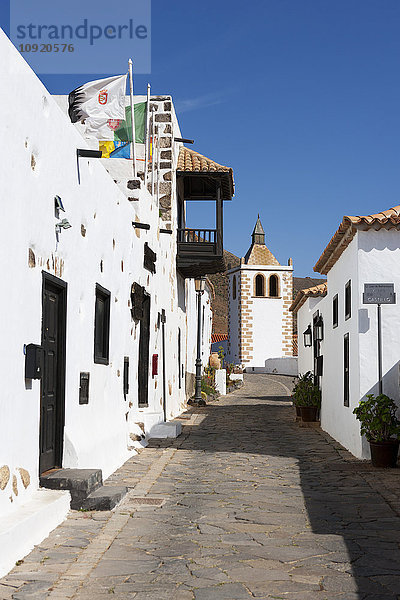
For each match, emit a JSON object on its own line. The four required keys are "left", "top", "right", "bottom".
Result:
{"left": 314, "top": 205, "right": 400, "bottom": 275}
{"left": 290, "top": 282, "right": 327, "bottom": 313}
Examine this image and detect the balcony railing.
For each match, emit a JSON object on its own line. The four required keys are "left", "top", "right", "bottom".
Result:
{"left": 177, "top": 228, "right": 217, "bottom": 244}
{"left": 176, "top": 228, "right": 224, "bottom": 277}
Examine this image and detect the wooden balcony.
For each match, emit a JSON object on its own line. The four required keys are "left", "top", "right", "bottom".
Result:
{"left": 176, "top": 147, "right": 234, "bottom": 279}
{"left": 177, "top": 228, "right": 225, "bottom": 278}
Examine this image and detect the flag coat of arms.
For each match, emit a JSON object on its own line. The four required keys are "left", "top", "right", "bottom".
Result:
{"left": 84, "top": 103, "right": 147, "bottom": 159}
{"left": 68, "top": 74, "right": 127, "bottom": 123}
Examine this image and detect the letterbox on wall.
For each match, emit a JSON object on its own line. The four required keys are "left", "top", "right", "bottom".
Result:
{"left": 25, "top": 344, "right": 44, "bottom": 379}
{"left": 152, "top": 354, "right": 158, "bottom": 377}
{"left": 79, "top": 372, "right": 90, "bottom": 405}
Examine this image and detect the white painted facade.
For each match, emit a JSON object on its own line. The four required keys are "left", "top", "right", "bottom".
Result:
{"left": 295, "top": 227, "right": 400, "bottom": 459}
{"left": 0, "top": 29, "right": 219, "bottom": 571}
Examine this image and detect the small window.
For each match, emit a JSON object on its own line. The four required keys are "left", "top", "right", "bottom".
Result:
{"left": 232, "top": 275, "right": 237, "bottom": 300}
{"left": 269, "top": 274, "right": 279, "bottom": 297}
{"left": 344, "top": 333, "right": 349, "bottom": 406}
{"left": 94, "top": 284, "right": 111, "bottom": 364}
{"left": 333, "top": 294, "right": 338, "bottom": 328}
{"left": 255, "top": 274, "right": 265, "bottom": 297}
{"left": 345, "top": 280, "right": 351, "bottom": 320}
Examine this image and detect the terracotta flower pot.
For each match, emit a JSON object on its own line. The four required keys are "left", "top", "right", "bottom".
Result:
{"left": 295, "top": 406, "right": 301, "bottom": 417}
{"left": 369, "top": 440, "right": 399, "bottom": 468}
{"left": 299, "top": 406, "right": 319, "bottom": 422}
{"left": 209, "top": 352, "right": 221, "bottom": 369}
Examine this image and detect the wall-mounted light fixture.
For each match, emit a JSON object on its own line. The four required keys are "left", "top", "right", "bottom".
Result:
{"left": 55, "top": 218, "right": 72, "bottom": 234}
{"left": 54, "top": 195, "right": 65, "bottom": 212}
{"left": 314, "top": 315, "right": 324, "bottom": 342}
{"left": 303, "top": 325, "right": 312, "bottom": 347}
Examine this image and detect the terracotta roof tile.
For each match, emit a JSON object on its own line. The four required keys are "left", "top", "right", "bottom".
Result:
{"left": 177, "top": 146, "right": 234, "bottom": 199}
{"left": 290, "top": 282, "right": 327, "bottom": 313}
{"left": 314, "top": 205, "right": 400, "bottom": 275}
{"left": 177, "top": 146, "right": 231, "bottom": 174}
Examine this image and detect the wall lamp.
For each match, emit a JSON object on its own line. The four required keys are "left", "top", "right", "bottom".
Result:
{"left": 54, "top": 195, "right": 65, "bottom": 212}
{"left": 56, "top": 218, "right": 72, "bottom": 234}
{"left": 195, "top": 277, "right": 206, "bottom": 294}
{"left": 314, "top": 315, "right": 324, "bottom": 342}
{"left": 303, "top": 325, "right": 312, "bottom": 347}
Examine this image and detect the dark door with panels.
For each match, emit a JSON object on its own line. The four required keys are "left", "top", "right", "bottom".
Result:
{"left": 138, "top": 293, "right": 150, "bottom": 407}
{"left": 39, "top": 273, "right": 67, "bottom": 474}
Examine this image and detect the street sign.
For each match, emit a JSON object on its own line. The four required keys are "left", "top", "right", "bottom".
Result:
{"left": 363, "top": 283, "right": 395, "bottom": 305}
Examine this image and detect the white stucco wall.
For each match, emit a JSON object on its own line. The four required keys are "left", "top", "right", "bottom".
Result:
{"left": 296, "top": 297, "right": 321, "bottom": 376}
{"left": 0, "top": 29, "right": 205, "bottom": 519}
{"left": 357, "top": 229, "right": 400, "bottom": 406}
{"left": 297, "top": 229, "right": 400, "bottom": 460}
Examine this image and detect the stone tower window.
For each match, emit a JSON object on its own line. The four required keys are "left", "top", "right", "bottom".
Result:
{"left": 255, "top": 274, "right": 265, "bottom": 297}
{"left": 269, "top": 274, "right": 279, "bottom": 297}
{"left": 232, "top": 275, "right": 237, "bottom": 299}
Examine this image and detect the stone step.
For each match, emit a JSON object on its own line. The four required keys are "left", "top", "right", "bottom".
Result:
{"left": 79, "top": 486, "right": 128, "bottom": 511}
{"left": 40, "top": 469, "right": 103, "bottom": 510}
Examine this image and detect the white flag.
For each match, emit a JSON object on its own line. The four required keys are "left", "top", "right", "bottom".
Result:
{"left": 68, "top": 74, "right": 127, "bottom": 123}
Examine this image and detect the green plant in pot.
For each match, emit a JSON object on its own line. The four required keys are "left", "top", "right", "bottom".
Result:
{"left": 292, "top": 371, "right": 321, "bottom": 422}
{"left": 353, "top": 393, "right": 400, "bottom": 468}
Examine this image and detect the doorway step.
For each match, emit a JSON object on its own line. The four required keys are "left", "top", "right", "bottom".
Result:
{"left": 0, "top": 488, "right": 70, "bottom": 578}
{"left": 40, "top": 469, "right": 128, "bottom": 511}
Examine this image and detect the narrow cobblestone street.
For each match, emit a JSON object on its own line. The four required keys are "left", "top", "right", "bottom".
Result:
{"left": 1, "top": 374, "right": 400, "bottom": 600}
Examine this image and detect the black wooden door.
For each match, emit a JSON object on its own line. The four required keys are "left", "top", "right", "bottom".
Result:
{"left": 138, "top": 294, "right": 150, "bottom": 407}
{"left": 40, "top": 274, "right": 67, "bottom": 474}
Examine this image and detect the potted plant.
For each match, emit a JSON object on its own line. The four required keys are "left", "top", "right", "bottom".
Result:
{"left": 292, "top": 371, "right": 321, "bottom": 422}
{"left": 353, "top": 394, "right": 400, "bottom": 468}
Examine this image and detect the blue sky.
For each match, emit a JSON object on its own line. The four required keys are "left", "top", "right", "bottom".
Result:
{"left": 2, "top": 1, "right": 400, "bottom": 276}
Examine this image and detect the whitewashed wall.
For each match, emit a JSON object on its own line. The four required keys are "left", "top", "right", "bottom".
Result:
{"left": 357, "top": 230, "right": 400, "bottom": 405}
{"left": 296, "top": 297, "right": 322, "bottom": 375}
{"left": 0, "top": 29, "right": 205, "bottom": 519}
{"left": 296, "top": 230, "right": 400, "bottom": 460}
{"left": 318, "top": 237, "right": 361, "bottom": 457}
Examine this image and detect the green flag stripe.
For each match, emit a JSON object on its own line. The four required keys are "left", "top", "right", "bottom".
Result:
{"left": 114, "top": 102, "right": 146, "bottom": 144}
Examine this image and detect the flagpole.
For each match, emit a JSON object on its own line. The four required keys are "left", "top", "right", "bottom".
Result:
{"left": 128, "top": 59, "right": 136, "bottom": 178}
{"left": 151, "top": 109, "right": 155, "bottom": 196}
{"left": 144, "top": 83, "right": 151, "bottom": 186}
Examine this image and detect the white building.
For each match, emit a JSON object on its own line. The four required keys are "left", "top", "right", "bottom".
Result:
{"left": 227, "top": 217, "right": 296, "bottom": 374}
{"left": 0, "top": 29, "right": 233, "bottom": 575}
{"left": 291, "top": 205, "right": 400, "bottom": 459}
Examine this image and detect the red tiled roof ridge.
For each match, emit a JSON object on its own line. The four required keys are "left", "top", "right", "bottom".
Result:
{"left": 290, "top": 282, "right": 327, "bottom": 313}
{"left": 177, "top": 146, "right": 232, "bottom": 174}
{"left": 314, "top": 204, "right": 400, "bottom": 275}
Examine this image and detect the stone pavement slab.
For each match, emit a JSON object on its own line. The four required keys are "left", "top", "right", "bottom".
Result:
{"left": 1, "top": 374, "right": 400, "bottom": 599}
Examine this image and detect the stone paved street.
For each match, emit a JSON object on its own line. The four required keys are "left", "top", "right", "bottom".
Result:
{"left": 1, "top": 374, "right": 400, "bottom": 599}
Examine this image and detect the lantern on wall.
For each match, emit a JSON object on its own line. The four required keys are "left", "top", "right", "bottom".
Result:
{"left": 303, "top": 325, "right": 312, "bottom": 347}
{"left": 314, "top": 315, "right": 324, "bottom": 342}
